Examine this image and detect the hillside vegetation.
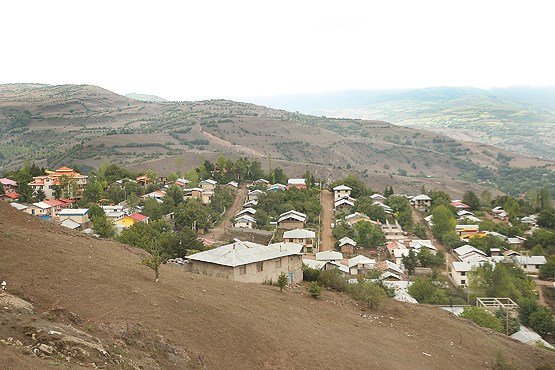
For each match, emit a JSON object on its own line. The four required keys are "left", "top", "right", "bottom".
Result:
{"left": 252, "top": 86, "right": 555, "bottom": 161}
{"left": 0, "top": 84, "right": 553, "bottom": 197}
{"left": 1, "top": 201, "right": 554, "bottom": 369}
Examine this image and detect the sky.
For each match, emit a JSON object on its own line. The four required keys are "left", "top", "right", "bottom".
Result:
{"left": 1, "top": 0, "right": 555, "bottom": 101}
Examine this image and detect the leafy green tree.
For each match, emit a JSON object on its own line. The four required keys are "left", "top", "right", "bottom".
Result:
{"left": 495, "top": 309, "right": 520, "bottom": 336}
{"left": 539, "top": 187, "right": 553, "bottom": 211}
{"left": 529, "top": 306, "right": 554, "bottom": 338}
{"left": 408, "top": 276, "right": 448, "bottom": 304}
{"left": 413, "top": 224, "right": 428, "bottom": 239}
{"left": 141, "top": 239, "right": 169, "bottom": 282}
{"left": 354, "top": 221, "right": 385, "bottom": 248}
{"left": 145, "top": 169, "right": 157, "bottom": 184}
{"left": 34, "top": 188, "right": 46, "bottom": 201}
{"left": 346, "top": 280, "right": 387, "bottom": 309}
{"left": 418, "top": 249, "right": 444, "bottom": 268}
{"left": 269, "top": 167, "right": 288, "bottom": 185}
{"left": 302, "top": 264, "right": 321, "bottom": 282}
{"left": 105, "top": 185, "right": 126, "bottom": 204}
{"left": 329, "top": 175, "right": 371, "bottom": 198}
{"left": 539, "top": 260, "right": 555, "bottom": 280}
{"left": 518, "top": 298, "right": 539, "bottom": 326}
{"left": 277, "top": 272, "right": 287, "bottom": 292}
{"left": 469, "top": 234, "right": 508, "bottom": 255}
{"left": 82, "top": 179, "right": 105, "bottom": 204}
{"left": 126, "top": 192, "right": 140, "bottom": 212}
{"left": 428, "top": 189, "right": 452, "bottom": 209}
{"left": 254, "top": 209, "right": 270, "bottom": 230}
{"left": 537, "top": 209, "right": 555, "bottom": 229}
{"left": 460, "top": 306, "right": 504, "bottom": 333}
{"left": 383, "top": 186, "right": 394, "bottom": 197}
{"left": 142, "top": 197, "right": 164, "bottom": 221}
{"left": 92, "top": 212, "right": 115, "bottom": 238}
{"left": 353, "top": 198, "right": 386, "bottom": 223}
{"left": 462, "top": 190, "right": 481, "bottom": 211}
{"left": 175, "top": 200, "right": 211, "bottom": 231}
{"left": 386, "top": 195, "right": 413, "bottom": 230}
{"left": 164, "top": 184, "right": 184, "bottom": 206}
{"left": 88, "top": 203, "right": 105, "bottom": 220}
{"left": 470, "top": 263, "right": 536, "bottom": 302}
{"left": 402, "top": 249, "right": 418, "bottom": 276}
{"left": 480, "top": 190, "right": 492, "bottom": 207}
{"left": 431, "top": 205, "right": 456, "bottom": 240}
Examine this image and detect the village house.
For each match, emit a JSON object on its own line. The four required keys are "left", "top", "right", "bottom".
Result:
{"left": 449, "top": 260, "right": 490, "bottom": 287}
{"left": 409, "top": 240, "right": 437, "bottom": 255}
{"left": 334, "top": 197, "right": 355, "bottom": 213}
{"left": 0, "top": 192, "right": 19, "bottom": 202}
{"left": 200, "top": 179, "right": 218, "bottom": 192}
{"left": 450, "top": 200, "right": 470, "bottom": 210}
{"left": 175, "top": 178, "right": 191, "bottom": 188}
{"left": 375, "top": 260, "right": 403, "bottom": 280}
{"left": 10, "top": 203, "right": 28, "bottom": 212}
{"left": 0, "top": 178, "right": 17, "bottom": 193}
{"left": 344, "top": 212, "right": 381, "bottom": 227}
{"left": 268, "top": 183, "right": 286, "bottom": 191}
{"left": 492, "top": 206, "right": 508, "bottom": 221}
{"left": 370, "top": 193, "right": 386, "bottom": 204}
{"left": 374, "top": 202, "right": 394, "bottom": 214}
{"left": 243, "top": 199, "right": 258, "bottom": 208}
{"left": 28, "top": 167, "right": 88, "bottom": 199}
{"left": 247, "top": 189, "right": 264, "bottom": 201}
{"left": 381, "top": 219, "right": 405, "bottom": 241}
{"left": 333, "top": 185, "right": 352, "bottom": 200}
{"left": 253, "top": 178, "right": 270, "bottom": 186}
{"left": 410, "top": 194, "right": 432, "bottom": 212}
{"left": 338, "top": 237, "right": 357, "bottom": 256}
{"left": 225, "top": 181, "right": 239, "bottom": 191}
{"left": 142, "top": 190, "right": 166, "bottom": 203}
{"left": 187, "top": 240, "right": 303, "bottom": 284}
{"left": 236, "top": 208, "right": 256, "bottom": 217}
{"left": 101, "top": 205, "right": 126, "bottom": 221}
{"left": 453, "top": 244, "right": 488, "bottom": 262}
{"left": 24, "top": 202, "right": 53, "bottom": 218}
{"left": 58, "top": 208, "right": 90, "bottom": 229}
{"left": 512, "top": 255, "right": 547, "bottom": 274}
{"left": 277, "top": 210, "right": 307, "bottom": 230}
{"left": 455, "top": 224, "right": 480, "bottom": 239}
{"left": 303, "top": 259, "right": 347, "bottom": 273}
{"left": 315, "top": 250, "right": 343, "bottom": 263}
{"left": 286, "top": 178, "right": 307, "bottom": 190}
{"left": 283, "top": 228, "right": 316, "bottom": 253}
{"left": 234, "top": 215, "right": 256, "bottom": 229}
{"left": 136, "top": 175, "right": 151, "bottom": 188}
{"left": 348, "top": 255, "right": 376, "bottom": 275}
{"left": 43, "top": 198, "right": 69, "bottom": 217}
{"left": 114, "top": 212, "right": 149, "bottom": 233}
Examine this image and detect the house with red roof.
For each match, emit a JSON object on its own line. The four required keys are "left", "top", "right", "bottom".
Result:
{"left": 0, "top": 192, "right": 19, "bottom": 201}
{"left": 0, "top": 178, "right": 17, "bottom": 193}
{"left": 28, "top": 167, "right": 88, "bottom": 199}
{"left": 114, "top": 212, "right": 149, "bottom": 234}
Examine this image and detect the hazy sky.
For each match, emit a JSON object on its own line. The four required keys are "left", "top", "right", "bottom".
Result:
{"left": 2, "top": 0, "right": 554, "bottom": 101}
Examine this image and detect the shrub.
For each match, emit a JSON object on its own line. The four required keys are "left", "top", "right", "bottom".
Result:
{"left": 302, "top": 264, "right": 321, "bottom": 282}
{"left": 277, "top": 272, "right": 287, "bottom": 293}
{"left": 460, "top": 306, "right": 504, "bottom": 333}
{"left": 307, "top": 282, "right": 322, "bottom": 299}
{"left": 318, "top": 269, "right": 347, "bottom": 292}
{"left": 347, "top": 280, "right": 387, "bottom": 309}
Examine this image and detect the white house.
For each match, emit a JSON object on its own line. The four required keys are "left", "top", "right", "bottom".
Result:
{"left": 370, "top": 193, "right": 386, "bottom": 203}
{"left": 449, "top": 261, "right": 492, "bottom": 287}
{"left": 187, "top": 240, "right": 303, "bottom": 283}
{"left": 513, "top": 256, "right": 547, "bottom": 274}
{"left": 333, "top": 185, "right": 352, "bottom": 200}
{"left": 411, "top": 194, "right": 432, "bottom": 212}
{"left": 382, "top": 219, "right": 405, "bottom": 241}
{"left": 283, "top": 229, "right": 316, "bottom": 253}
{"left": 348, "top": 255, "right": 376, "bottom": 275}
{"left": 199, "top": 179, "right": 218, "bottom": 192}
{"left": 315, "top": 250, "right": 343, "bottom": 263}
{"left": 234, "top": 215, "right": 256, "bottom": 229}
{"left": 247, "top": 189, "right": 264, "bottom": 201}
{"left": 453, "top": 245, "right": 488, "bottom": 262}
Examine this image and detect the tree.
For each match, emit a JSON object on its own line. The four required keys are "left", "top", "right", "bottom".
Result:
{"left": 539, "top": 260, "right": 555, "bottom": 280}
{"left": 402, "top": 249, "right": 418, "bottom": 276}
{"left": 126, "top": 192, "right": 140, "bottom": 212}
{"left": 34, "top": 188, "right": 46, "bottom": 201}
{"left": 277, "top": 272, "right": 287, "bottom": 293}
{"left": 408, "top": 276, "right": 448, "bottom": 304}
{"left": 354, "top": 221, "right": 385, "bottom": 248}
{"left": 145, "top": 169, "right": 157, "bottom": 184}
{"left": 428, "top": 189, "right": 451, "bottom": 209}
{"left": 141, "top": 239, "right": 169, "bottom": 282}
{"left": 529, "top": 306, "right": 554, "bottom": 338}
{"left": 142, "top": 198, "right": 164, "bottom": 221}
{"left": 92, "top": 212, "right": 115, "bottom": 238}
{"left": 330, "top": 175, "right": 371, "bottom": 198}
{"left": 539, "top": 187, "right": 553, "bottom": 211}
{"left": 175, "top": 200, "right": 211, "bottom": 231}
{"left": 480, "top": 190, "right": 492, "bottom": 207}
{"left": 386, "top": 195, "right": 413, "bottom": 230}
{"left": 462, "top": 191, "right": 481, "bottom": 211}
{"left": 307, "top": 282, "right": 321, "bottom": 298}
{"left": 431, "top": 205, "right": 456, "bottom": 240}
{"left": 518, "top": 298, "right": 540, "bottom": 327}
{"left": 383, "top": 186, "right": 394, "bottom": 198}
{"left": 537, "top": 209, "right": 555, "bottom": 229}
{"left": 460, "top": 306, "right": 504, "bottom": 333}
{"left": 495, "top": 309, "right": 520, "bottom": 336}
{"left": 418, "top": 249, "right": 444, "bottom": 268}
{"left": 269, "top": 167, "right": 288, "bottom": 185}
{"left": 0, "top": 182, "right": 3, "bottom": 195}
{"left": 353, "top": 198, "right": 386, "bottom": 223}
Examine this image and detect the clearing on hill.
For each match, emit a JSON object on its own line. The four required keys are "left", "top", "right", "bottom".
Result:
{"left": 0, "top": 202, "right": 553, "bottom": 369}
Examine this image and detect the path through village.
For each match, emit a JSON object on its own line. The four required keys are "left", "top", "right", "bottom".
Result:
{"left": 202, "top": 183, "right": 248, "bottom": 244}
{"left": 319, "top": 189, "right": 335, "bottom": 251}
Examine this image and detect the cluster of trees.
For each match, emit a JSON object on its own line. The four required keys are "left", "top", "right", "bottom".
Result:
{"left": 255, "top": 187, "right": 321, "bottom": 227}
{"left": 401, "top": 248, "right": 445, "bottom": 276}
{"left": 332, "top": 220, "right": 385, "bottom": 249}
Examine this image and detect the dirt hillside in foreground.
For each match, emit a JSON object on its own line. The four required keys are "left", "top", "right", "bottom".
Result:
{"left": 0, "top": 202, "right": 553, "bottom": 369}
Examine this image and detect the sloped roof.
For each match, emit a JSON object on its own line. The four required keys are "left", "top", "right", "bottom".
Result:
{"left": 339, "top": 237, "right": 357, "bottom": 247}
{"left": 412, "top": 194, "right": 431, "bottom": 201}
{"left": 333, "top": 185, "right": 352, "bottom": 191}
{"left": 0, "top": 178, "right": 17, "bottom": 186}
{"left": 370, "top": 193, "right": 386, "bottom": 200}
{"left": 315, "top": 250, "right": 343, "bottom": 261}
{"left": 288, "top": 178, "right": 306, "bottom": 185}
{"left": 33, "top": 202, "right": 52, "bottom": 209}
{"left": 513, "top": 256, "right": 547, "bottom": 266}
{"left": 451, "top": 260, "right": 491, "bottom": 272}
{"left": 187, "top": 240, "right": 303, "bottom": 267}
{"left": 10, "top": 202, "right": 27, "bottom": 210}
{"left": 237, "top": 208, "right": 256, "bottom": 216}
{"left": 235, "top": 215, "right": 256, "bottom": 223}
{"left": 59, "top": 208, "right": 89, "bottom": 215}
{"left": 454, "top": 245, "right": 486, "bottom": 257}
{"left": 348, "top": 255, "right": 375, "bottom": 268}
{"left": 129, "top": 213, "right": 148, "bottom": 221}
{"left": 201, "top": 179, "right": 218, "bottom": 185}
{"left": 283, "top": 229, "right": 315, "bottom": 239}
{"left": 61, "top": 219, "right": 81, "bottom": 229}
{"left": 1, "top": 192, "right": 19, "bottom": 199}
{"left": 334, "top": 198, "right": 354, "bottom": 207}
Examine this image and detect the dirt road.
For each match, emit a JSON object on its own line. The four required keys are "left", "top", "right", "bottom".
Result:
{"left": 319, "top": 189, "right": 335, "bottom": 251}
{"left": 536, "top": 279, "right": 554, "bottom": 307}
{"left": 203, "top": 183, "right": 248, "bottom": 243}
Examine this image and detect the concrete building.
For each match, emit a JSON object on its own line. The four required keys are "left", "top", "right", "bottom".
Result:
{"left": 333, "top": 185, "right": 352, "bottom": 200}
{"left": 187, "top": 240, "right": 303, "bottom": 283}
{"left": 58, "top": 208, "right": 90, "bottom": 229}
{"left": 28, "top": 167, "right": 88, "bottom": 199}
{"left": 277, "top": 210, "right": 307, "bottom": 230}
{"left": 411, "top": 194, "right": 432, "bottom": 212}
{"left": 283, "top": 228, "right": 316, "bottom": 253}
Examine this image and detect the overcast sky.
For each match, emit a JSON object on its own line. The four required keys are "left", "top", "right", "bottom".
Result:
{"left": 2, "top": 0, "right": 554, "bottom": 101}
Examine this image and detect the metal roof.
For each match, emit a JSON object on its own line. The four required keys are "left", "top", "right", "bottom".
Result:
{"left": 187, "top": 240, "right": 303, "bottom": 267}
{"left": 333, "top": 185, "right": 352, "bottom": 191}
{"left": 283, "top": 229, "right": 315, "bottom": 239}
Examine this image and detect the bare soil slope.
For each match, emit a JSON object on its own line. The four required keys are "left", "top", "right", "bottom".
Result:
{"left": 0, "top": 202, "right": 554, "bottom": 369}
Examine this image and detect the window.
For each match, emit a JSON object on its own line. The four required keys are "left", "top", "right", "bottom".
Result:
{"left": 535, "top": 265, "right": 540, "bottom": 269}
{"left": 256, "top": 262, "right": 264, "bottom": 272}
{"left": 461, "top": 279, "right": 466, "bottom": 285}
{"left": 239, "top": 265, "right": 246, "bottom": 275}
{"left": 275, "top": 259, "right": 282, "bottom": 268}
{"left": 461, "top": 272, "right": 466, "bottom": 276}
